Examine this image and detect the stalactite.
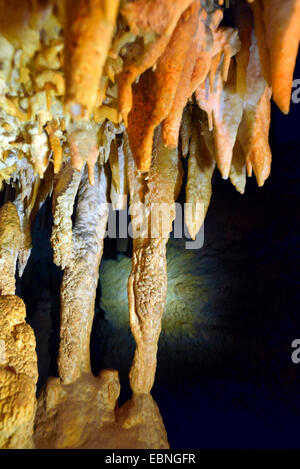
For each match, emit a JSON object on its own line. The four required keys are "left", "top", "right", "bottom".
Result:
{"left": 126, "top": 0, "right": 201, "bottom": 171}
{"left": 263, "top": 0, "right": 300, "bottom": 114}
{"left": 109, "top": 137, "right": 128, "bottom": 210}
{"left": 229, "top": 139, "right": 247, "bottom": 195}
{"left": 51, "top": 161, "right": 83, "bottom": 270}
{"left": 64, "top": 0, "right": 120, "bottom": 119}
{"left": 185, "top": 119, "right": 216, "bottom": 240}
{"left": 118, "top": 0, "right": 195, "bottom": 127}
{"left": 126, "top": 128, "right": 183, "bottom": 393}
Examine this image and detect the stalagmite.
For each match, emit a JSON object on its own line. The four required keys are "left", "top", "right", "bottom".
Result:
{"left": 58, "top": 163, "right": 109, "bottom": 383}
{"left": 0, "top": 203, "right": 37, "bottom": 449}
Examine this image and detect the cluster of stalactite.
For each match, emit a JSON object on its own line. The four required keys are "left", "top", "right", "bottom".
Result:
{"left": 0, "top": 0, "right": 299, "bottom": 448}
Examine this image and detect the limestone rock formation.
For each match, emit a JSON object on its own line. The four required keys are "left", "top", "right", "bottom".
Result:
{"left": 56, "top": 163, "right": 109, "bottom": 384}
{"left": 0, "top": 0, "right": 299, "bottom": 449}
{"left": 34, "top": 372, "right": 168, "bottom": 449}
{"left": 0, "top": 204, "right": 37, "bottom": 449}
{"left": 0, "top": 202, "right": 22, "bottom": 295}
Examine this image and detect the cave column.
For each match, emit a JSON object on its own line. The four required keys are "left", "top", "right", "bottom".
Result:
{"left": 58, "top": 163, "right": 109, "bottom": 384}
{"left": 125, "top": 127, "right": 183, "bottom": 394}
